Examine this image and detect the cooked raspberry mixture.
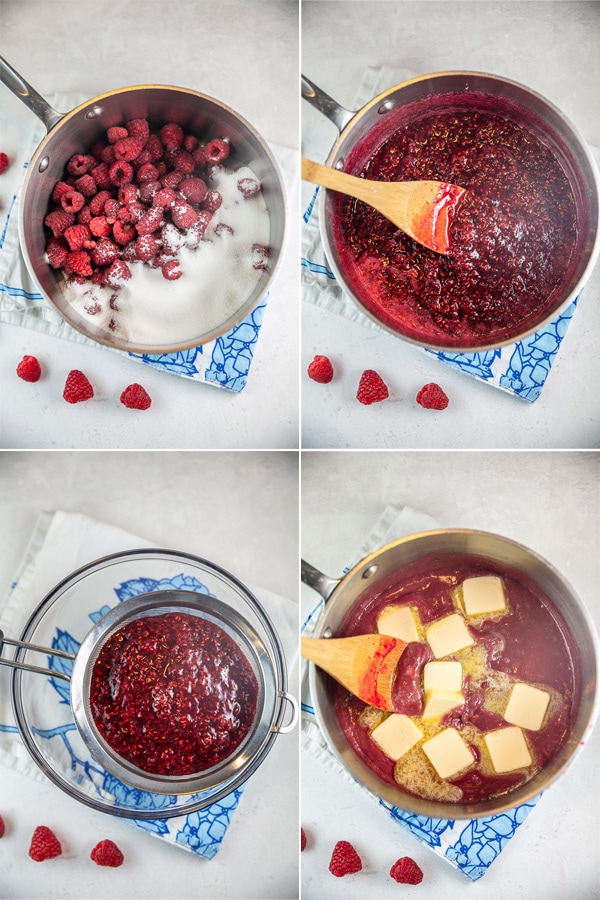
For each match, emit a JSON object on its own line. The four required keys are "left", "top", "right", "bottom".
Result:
{"left": 90, "top": 612, "right": 258, "bottom": 776}
{"left": 336, "top": 105, "right": 578, "bottom": 344}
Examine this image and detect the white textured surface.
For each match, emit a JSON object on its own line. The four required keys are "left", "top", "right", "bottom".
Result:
{"left": 0, "top": 450, "right": 299, "bottom": 899}
{"left": 301, "top": 450, "right": 600, "bottom": 898}
{"left": 301, "top": 0, "right": 600, "bottom": 449}
{"left": 0, "top": 0, "right": 299, "bottom": 449}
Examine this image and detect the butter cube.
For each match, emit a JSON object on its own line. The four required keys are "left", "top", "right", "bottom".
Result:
{"left": 425, "top": 613, "right": 474, "bottom": 659}
{"left": 423, "top": 660, "right": 463, "bottom": 694}
{"left": 422, "top": 689, "right": 464, "bottom": 720}
{"left": 461, "top": 575, "right": 507, "bottom": 617}
{"left": 370, "top": 714, "right": 423, "bottom": 760}
{"left": 422, "top": 727, "right": 474, "bottom": 779}
{"left": 484, "top": 726, "right": 532, "bottom": 773}
{"left": 504, "top": 682, "right": 550, "bottom": 731}
{"left": 377, "top": 605, "right": 420, "bottom": 643}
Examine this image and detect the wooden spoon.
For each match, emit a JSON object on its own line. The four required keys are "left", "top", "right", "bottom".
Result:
{"left": 302, "top": 157, "right": 467, "bottom": 255}
{"left": 301, "top": 633, "right": 407, "bottom": 712}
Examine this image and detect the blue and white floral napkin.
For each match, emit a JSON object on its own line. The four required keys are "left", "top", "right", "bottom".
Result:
{"left": 302, "top": 65, "right": 599, "bottom": 402}
{"left": 0, "top": 93, "right": 294, "bottom": 392}
{"left": 0, "top": 509, "right": 298, "bottom": 859}
{"left": 301, "top": 504, "right": 542, "bottom": 880}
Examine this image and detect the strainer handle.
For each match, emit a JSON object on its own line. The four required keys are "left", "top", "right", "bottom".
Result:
{"left": 271, "top": 690, "right": 299, "bottom": 734}
{"left": 0, "top": 629, "right": 75, "bottom": 682}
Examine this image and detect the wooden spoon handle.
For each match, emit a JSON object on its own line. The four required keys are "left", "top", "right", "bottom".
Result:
{"left": 301, "top": 157, "right": 408, "bottom": 208}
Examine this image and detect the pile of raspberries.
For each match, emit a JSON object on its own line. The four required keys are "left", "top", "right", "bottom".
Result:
{"left": 43, "top": 118, "right": 258, "bottom": 286}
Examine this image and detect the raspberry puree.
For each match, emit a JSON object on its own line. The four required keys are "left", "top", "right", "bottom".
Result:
{"left": 332, "top": 553, "right": 581, "bottom": 804}
{"left": 90, "top": 611, "right": 258, "bottom": 776}
{"left": 334, "top": 98, "right": 579, "bottom": 345}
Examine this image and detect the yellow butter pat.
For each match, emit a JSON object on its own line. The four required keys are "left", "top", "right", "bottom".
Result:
{"left": 425, "top": 613, "right": 474, "bottom": 659}
{"left": 422, "top": 727, "right": 474, "bottom": 779}
{"left": 423, "top": 660, "right": 463, "bottom": 693}
{"left": 377, "top": 605, "right": 420, "bottom": 643}
{"left": 370, "top": 714, "right": 423, "bottom": 761}
{"left": 484, "top": 726, "right": 532, "bottom": 773}
{"left": 504, "top": 682, "right": 550, "bottom": 731}
{"left": 461, "top": 575, "right": 508, "bottom": 617}
{"left": 422, "top": 689, "right": 464, "bottom": 720}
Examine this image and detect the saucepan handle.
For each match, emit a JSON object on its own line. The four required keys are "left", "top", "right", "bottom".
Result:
{"left": 0, "top": 55, "right": 64, "bottom": 133}
{"left": 301, "top": 74, "right": 355, "bottom": 134}
{"left": 0, "top": 628, "right": 75, "bottom": 682}
{"left": 301, "top": 559, "right": 340, "bottom": 603}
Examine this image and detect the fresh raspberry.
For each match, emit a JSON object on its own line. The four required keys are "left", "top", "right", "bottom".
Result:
{"left": 136, "top": 205, "right": 163, "bottom": 235}
{"left": 107, "top": 126, "right": 129, "bottom": 145}
{"left": 160, "top": 223, "right": 184, "bottom": 255}
{"left": 307, "top": 355, "right": 334, "bottom": 384}
{"left": 28, "top": 826, "right": 62, "bottom": 862}
{"left": 91, "top": 839, "right": 124, "bottom": 867}
{"left": 126, "top": 118, "right": 150, "bottom": 144}
{"left": 0, "top": 814, "right": 5, "bottom": 837}
{"left": 124, "top": 201, "right": 145, "bottom": 223}
{"left": 120, "top": 383, "right": 152, "bottom": 410}
{"left": 77, "top": 205, "right": 92, "bottom": 226}
{"left": 0, "top": 152, "right": 8, "bottom": 175}
{"left": 135, "top": 234, "right": 157, "bottom": 262}
{"left": 161, "top": 169, "right": 184, "bottom": 189}
{"left": 179, "top": 177, "right": 207, "bottom": 204}
{"left": 183, "top": 134, "right": 199, "bottom": 153}
{"left": 60, "top": 190, "right": 85, "bottom": 213}
{"left": 193, "top": 146, "right": 208, "bottom": 168}
{"left": 118, "top": 183, "right": 139, "bottom": 205}
{"left": 237, "top": 177, "right": 261, "bottom": 199}
{"left": 112, "top": 220, "right": 136, "bottom": 245}
{"left": 44, "top": 209, "right": 75, "bottom": 237}
{"left": 106, "top": 259, "right": 131, "bottom": 287}
{"left": 356, "top": 369, "right": 389, "bottom": 405}
{"left": 139, "top": 180, "right": 162, "bottom": 203}
{"left": 171, "top": 201, "right": 197, "bottom": 230}
{"left": 16, "top": 355, "right": 41, "bottom": 382}
{"left": 144, "top": 133, "right": 164, "bottom": 162}
{"left": 205, "top": 138, "right": 230, "bottom": 163}
{"left": 46, "top": 238, "right": 68, "bottom": 269}
{"left": 215, "top": 222, "right": 234, "bottom": 237}
{"left": 100, "top": 145, "right": 116, "bottom": 165}
{"left": 63, "top": 369, "right": 94, "bottom": 404}
{"left": 390, "top": 857, "right": 424, "bottom": 884}
{"left": 64, "top": 224, "right": 92, "bottom": 252}
{"left": 136, "top": 162, "right": 159, "bottom": 184}
{"left": 160, "top": 123, "right": 184, "bottom": 149}
{"left": 152, "top": 187, "right": 176, "bottom": 209}
{"left": 113, "top": 137, "right": 144, "bottom": 162}
{"left": 90, "top": 190, "right": 113, "bottom": 216}
{"left": 89, "top": 216, "right": 112, "bottom": 238}
{"left": 416, "top": 382, "right": 449, "bottom": 410}
{"left": 90, "top": 163, "right": 111, "bottom": 189}
{"left": 91, "top": 238, "right": 119, "bottom": 267}
{"left": 103, "top": 198, "right": 120, "bottom": 221}
{"left": 162, "top": 259, "right": 182, "bottom": 280}
{"left": 251, "top": 243, "right": 269, "bottom": 270}
{"left": 172, "top": 150, "right": 195, "bottom": 174}
{"left": 109, "top": 161, "right": 133, "bottom": 186}
{"left": 65, "top": 250, "right": 93, "bottom": 277}
{"left": 74, "top": 174, "right": 97, "bottom": 197}
{"left": 66, "top": 154, "right": 95, "bottom": 176}
{"left": 203, "top": 189, "right": 222, "bottom": 212}
{"left": 51, "top": 181, "right": 73, "bottom": 203}
{"left": 301, "top": 828, "right": 306, "bottom": 852}
{"left": 329, "top": 841, "right": 362, "bottom": 877}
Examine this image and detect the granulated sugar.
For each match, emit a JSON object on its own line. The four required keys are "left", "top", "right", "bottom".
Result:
{"left": 61, "top": 164, "right": 270, "bottom": 346}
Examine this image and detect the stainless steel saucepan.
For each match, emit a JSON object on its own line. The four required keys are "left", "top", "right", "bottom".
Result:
{"left": 302, "top": 72, "right": 600, "bottom": 352}
{"left": 1, "top": 56, "right": 286, "bottom": 353}
{"left": 302, "top": 529, "right": 599, "bottom": 819}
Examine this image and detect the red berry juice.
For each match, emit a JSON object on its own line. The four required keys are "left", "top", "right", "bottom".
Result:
{"left": 331, "top": 92, "right": 580, "bottom": 346}
{"left": 332, "top": 553, "right": 581, "bottom": 804}
{"left": 90, "top": 611, "right": 258, "bottom": 776}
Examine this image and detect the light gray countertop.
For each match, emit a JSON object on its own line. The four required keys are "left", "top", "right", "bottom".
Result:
{"left": 301, "top": 449, "right": 600, "bottom": 898}
{"left": 301, "top": 1, "right": 600, "bottom": 449}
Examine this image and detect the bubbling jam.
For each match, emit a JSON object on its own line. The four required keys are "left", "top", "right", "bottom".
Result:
{"left": 336, "top": 105, "right": 578, "bottom": 344}
{"left": 332, "top": 553, "right": 580, "bottom": 804}
{"left": 90, "top": 612, "right": 259, "bottom": 776}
